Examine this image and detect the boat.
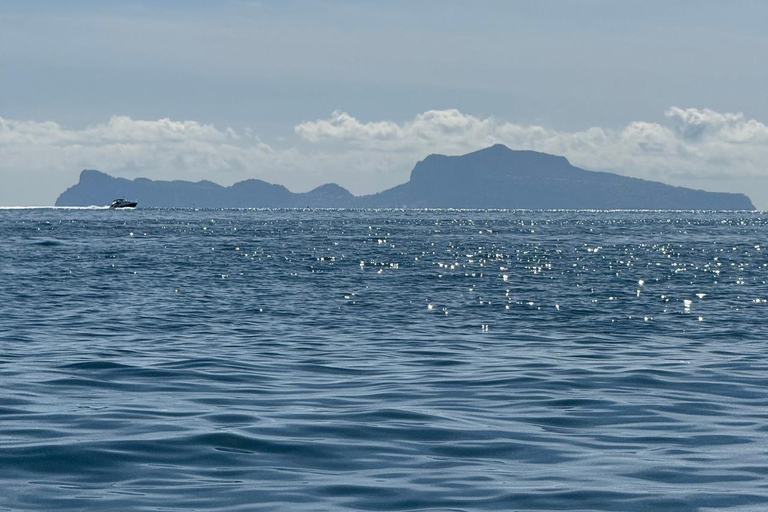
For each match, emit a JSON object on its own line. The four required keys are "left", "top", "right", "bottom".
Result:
{"left": 109, "top": 198, "right": 138, "bottom": 209}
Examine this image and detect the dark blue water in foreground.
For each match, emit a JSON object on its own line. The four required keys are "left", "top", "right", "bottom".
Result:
{"left": 2, "top": 208, "right": 768, "bottom": 511}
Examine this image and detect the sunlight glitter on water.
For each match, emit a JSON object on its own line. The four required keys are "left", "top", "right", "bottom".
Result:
{"left": 2, "top": 209, "right": 768, "bottom": 512}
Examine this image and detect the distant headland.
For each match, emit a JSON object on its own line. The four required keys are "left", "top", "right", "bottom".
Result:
{"left": 55, "top": 144, "right": 755, "bottom": 210}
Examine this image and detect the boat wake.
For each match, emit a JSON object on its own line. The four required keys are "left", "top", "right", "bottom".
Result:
{"left": 0, "top": 205, "right": 111, "bottom": 210}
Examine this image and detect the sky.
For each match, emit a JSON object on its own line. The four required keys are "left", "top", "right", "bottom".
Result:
{"left": 2, "top": 0, "right": 767, "bottom": 207}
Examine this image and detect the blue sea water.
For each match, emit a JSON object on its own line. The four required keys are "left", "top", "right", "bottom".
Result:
{"left": 2, "top": 208, "right": 768, "bottom": 511}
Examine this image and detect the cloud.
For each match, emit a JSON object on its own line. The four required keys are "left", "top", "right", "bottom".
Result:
{"left": 296, "top": 107, "right": 768, "bottom": 182}
{"left": 0, "top": 115, "right": 288, "bottom": 183}
{"left": 664, "top": 107, "right": 756, "bottom": 141}
{"left": 0, "top": 116, "right": 236, "bottom": 145}
{"left": 0, "top": 115, "right": 307, "bottom": 204}
{"left": 2, "top": 107, "right": 767, "bottom": 205}
{"left": 295, "top": 109, "right": 495, "bottom": 150}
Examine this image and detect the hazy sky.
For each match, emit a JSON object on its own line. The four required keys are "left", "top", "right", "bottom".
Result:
{"left": 2, "top": 0, "right": 767, "bottom": 207}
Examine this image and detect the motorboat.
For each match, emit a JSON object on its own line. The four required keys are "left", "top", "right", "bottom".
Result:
{"left": 109, "top": 198, "right": 138, "bottom": 209}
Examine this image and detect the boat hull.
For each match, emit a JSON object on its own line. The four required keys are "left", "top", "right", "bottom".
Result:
{"left": 110, "top": 199, "right": 138, "bottom": 209}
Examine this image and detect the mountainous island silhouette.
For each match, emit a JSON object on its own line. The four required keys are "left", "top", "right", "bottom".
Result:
{"left": 56, "top": 144, "right": 755, "bottom": 209}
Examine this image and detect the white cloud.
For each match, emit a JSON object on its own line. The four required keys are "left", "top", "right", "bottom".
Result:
{"left": 296, "top": 107, "right": 768, "bottom": 183}
{"left": 0, "top": 115, "right": 302, "bottom": 205}
{"left": 1, "top": 116, "right": 274, "bottom": 177}
{"left": 295, "top": 109, "right": 496, "bottom": 151}
{"left": 2, "top": 107, "right": 767, "bottom": 205}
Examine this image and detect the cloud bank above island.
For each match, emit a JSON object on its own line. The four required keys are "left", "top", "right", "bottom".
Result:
{"left": 295, "top": 107, "right": 768, "bottom": 181}
{"left": 1, "top": 107, "right": 767, "bottom": 206}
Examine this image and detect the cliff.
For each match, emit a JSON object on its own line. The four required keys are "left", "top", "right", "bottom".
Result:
{"left": 55, "top": 145, "right": 755, "bottom": 210}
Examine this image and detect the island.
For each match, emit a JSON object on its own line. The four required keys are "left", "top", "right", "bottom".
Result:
{"left": 55, "top": 144, "right": 755, "bottom": 210}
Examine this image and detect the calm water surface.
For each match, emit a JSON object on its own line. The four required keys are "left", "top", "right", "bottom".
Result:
{"left": 1, "top": 208, "right": 768, "bottom": 511}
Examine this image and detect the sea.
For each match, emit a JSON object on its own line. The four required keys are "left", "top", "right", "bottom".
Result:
{"left": 1, "top": 207, "right": 767, "bottom": 511}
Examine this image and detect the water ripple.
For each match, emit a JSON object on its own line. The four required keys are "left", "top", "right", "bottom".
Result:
{"left": 2, "top": 209, "right": 768, "bottom": 510}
